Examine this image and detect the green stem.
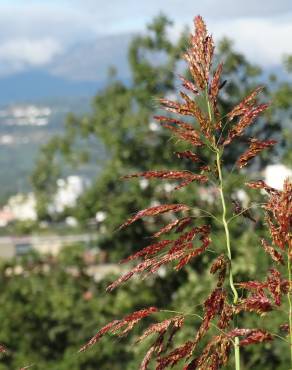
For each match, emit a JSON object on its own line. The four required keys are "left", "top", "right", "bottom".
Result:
{"left": 216, "top": 149, "right": 240, "bottom": 370}
{"left": 206, "top": 90, "right": 240, "bottom": 370}
{"left": 234, "top": 337, "right": 240, "bottom": 370}
{"left": 287, "top": 255, "right": 292, "bottom": 369}
{"left": 216, "top": 151, "right": 239, "bottom": 304}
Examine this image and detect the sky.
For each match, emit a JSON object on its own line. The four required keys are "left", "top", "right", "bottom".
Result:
{"left": 0, "top": 0, "right": 291, "bottom": 78}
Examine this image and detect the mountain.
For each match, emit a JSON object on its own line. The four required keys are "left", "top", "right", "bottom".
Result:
{"left": 0, "top": 32, "right": 133, "bottom": 105}
{"left": 0, "top": 32, "right": 135, "bottom": 201}
{"left": 0, "top": 70, "right": 102, "bottom": 105}
{"left": 50, "top": 33, "right": 132, "bottom": 82}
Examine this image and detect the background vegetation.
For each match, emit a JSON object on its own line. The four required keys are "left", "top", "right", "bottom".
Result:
{"left": 0, "top": 15, "right": 291, "bottom": 369}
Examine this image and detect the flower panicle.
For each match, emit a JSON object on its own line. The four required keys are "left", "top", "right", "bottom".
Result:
{"left": 80, "top": 14, "right": 287, "bottom": 370}
{"left": 79, "top": 307, "right": 158, "bottom": 353}
{"left": 236, "top": 138, "right": 277, "bottom": 168}
{"left": 119, "top": 204, "right": 189, "bottom": 230}
{"left": 223, "top": 103, "right": 269, "bottom": 146}
{"left": 124, "top": 170, "right": 208, "bottom": 190}
{"left": 107, "top": 225, "right": 211, "bottom": 291}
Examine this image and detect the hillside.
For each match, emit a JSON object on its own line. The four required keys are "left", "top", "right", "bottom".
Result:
{"left": 0, "top": 97, "right": 94, "bottom": 203}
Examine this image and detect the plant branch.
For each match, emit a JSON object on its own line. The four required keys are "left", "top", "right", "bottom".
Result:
{"left": 287, "top": 253, "right": 292, "bottom": 369}
{"left": 216, "top": 149, "right": 240, "bottom": 370}
{"left": 160, "top": 309, "right": 235, "bottom": 345}
{"left": 206, "top": 89, "right": 241, "bottom": 370}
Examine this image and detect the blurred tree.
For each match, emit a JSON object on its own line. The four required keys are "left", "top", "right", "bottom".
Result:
{"left": 31, "top": 15, "right": 290, "bottom": 258}
{"left": 17, "top": 13, "right": 292, "bottom": 370}
{"left": 0, "top": 247, "right": 160, "bottom": 370}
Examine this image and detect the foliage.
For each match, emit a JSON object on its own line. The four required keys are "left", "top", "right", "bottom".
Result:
{"left": 22, "top": 13, "right": 292, "bottom": 369}
{"left": 0, "top": 246, "right": 161, "bottom": 370}
{"left": 30, "top": 15, "right": 291, "bottom": 256}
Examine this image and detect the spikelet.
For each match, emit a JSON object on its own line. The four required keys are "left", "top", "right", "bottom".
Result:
{"left": 159, "top": 96, "right": 212, "bottom": 141}
{"left": 154, "top": 115, "right": 205, "bottom": 147}
{"left": 79, "top": 307, "right": 158, "bottom": 352}
{"left": 119, "top": 204, "right": 189, "bottom": 229}
{"left": 245, "top": 180, "right": 279, "bottom": 195}
{"left": 184, "top": 16, "right": 214, "bottom": 90}
{"left": 192, "top": 288, "right": 227, "bottom": 352}
{"left": 152, "top": 217, "right": 193, "bottom": 238}
{"left": 185, "top": 335, "right": 231, "bottom": 370}
{"left": 139, "top": 317, "right": 187, "bottom": 370}
{"left": 260, "top": 239, "right": 284, "bottom": 265}
{"left": 156, "top": 341, "right": 194, "bottom": 370}
{"left": 175, "top": 150, "right": 202, "bottom": 163}
{"left": 227, "top": 87, "right": 264, "bottom": 121}
{"left": 223, "top": 104, "right": 269, "bottom": 146}
{"left": 209, "top": 62, "right": 224, "bottom": 128}
{"left": 237, "top": 280, "right": 267, "bottom": 292}
{"left": 217, "top": 302, "right": 234, "bottom": 330}
{"left": 240, "top": 331, "right": 274, "bottom": 347}
{"left": 179, "top": 75, "right": 199, "bottom": 95}
{"left": 137, "top": 319, "right": 171, "bottom": 343}
{"left": 140, "top": 346, "right": 157, "bottom": 370}
{"left": 280, "top": 323, "right": 289, "bottom": 333}
{"left": 265, "top": 178, "right": 292, "bottom": 253}
{"left": 236, "top": 138, "right": 277, "bottom": 168}
{"left": 210, "top": 254, "right": 228, "bottom": 288}
{"left": 175, "top": 242, "right": 209, "bottom": 270}
{"left": 152, "top": 220, "right": 181, "bottom": 238}
{"left": 120, "top": 240, "right": 172, "bottom": 263}
{"left": 124, "top": 170, "right": 208, "bottom": 190}
{"left": 106, "top": 258, "right": 155, "bottom": 291}
{"left": 175, "top": 217, "right": 193, "bottom": 232}
{"left": 227, "top": 328, "right": 273, "bottom": 346}
{"left": 137, "top": 315, "right": 184, "bottom": 343}
{"left": 236, "top": 293, "right": 273, "bottom": 315}
{"left": 107, "top": 225, "right": 211, "bottom": 291}
{"left": 209, "top": 63, "right": 223, "bottom": 103}
{"left": 237, "top": 269, "right": 288, "bottom": 308}
{"left": 154, "top": 115, "right": 199, "bottom": 132}
{"left": 266, "top": 268, "right": 282, "bottom": 306}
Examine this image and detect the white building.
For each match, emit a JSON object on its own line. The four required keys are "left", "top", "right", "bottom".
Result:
{"left": 264, "top": 164, "right": 292, "bottom": 190}
{"left": 0, "top": 175, "right": 89, "bottom": 227}
{"left": 49, "top": 175, "right": 89, "bottom": 214}
{"left": 6, "top": 193, "right": 37, "bottom": 222}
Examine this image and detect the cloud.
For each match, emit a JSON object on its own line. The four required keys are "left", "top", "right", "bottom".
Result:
{"left": 0, "top": 2, "right": 94, "bottom": 75}
{"left": 76, "top": 0, "right": 292, "bottom": 29}
{"left": 0, "top": 38, "right": 61, "bottom": 66}
{"left": 0, "top": 3, "right": 96, "bottom": 43}
{"left": 0, "top": 0, "right": 291, "bottom": 79}
{"left": 211, "top": 16, "right": 292, "bottom": 66}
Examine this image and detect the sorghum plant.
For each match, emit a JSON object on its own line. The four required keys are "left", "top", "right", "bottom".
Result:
{"left": 80, "top": 16, "right": 291, "bottom": 369}
{"left": 241, "top": 179, "right": 292, "bottom": 367}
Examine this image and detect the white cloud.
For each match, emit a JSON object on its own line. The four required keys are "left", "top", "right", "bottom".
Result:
{"left": 211, "top": 16, "right": 292, "bottom": 66}
{"left": 77, "top": 0, "right": 292, "bottom": 23}
{"left": 0, "top": 4, "right": 96, "bottom": 43}
{"left": 0, "top": 0, "right": 291, "bottom": 78}
{"left": 0, "top": 38, "right": 61, "bottom": 67}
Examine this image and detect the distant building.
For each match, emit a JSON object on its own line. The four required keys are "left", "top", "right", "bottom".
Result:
{"left": 6, "top": 193, "right": 37, "bottom": 223}
{"left": 49, "top": 175, "right": 89, "bottom": 214}
{"left": 0, "top": 175, "right": 89, "bottom": 227}
{"left": 0, "top": 233, "right": 99, "bottom": 259}
{"left": 0, "top": 209, "right": 14, "bottom": 227}
{"left": 264, "top": 164, "right": 292, "bottom": 190}
{"left": 0, "top": 104, "right": 51, "bottom": 127}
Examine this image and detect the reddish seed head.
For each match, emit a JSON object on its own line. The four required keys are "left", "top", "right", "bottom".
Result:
{"left": 236, "top": 139, "right": 277, "bottom": 168}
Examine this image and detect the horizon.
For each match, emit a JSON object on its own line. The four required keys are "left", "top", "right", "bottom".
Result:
{"left": 0, "top": 1, "right": 291, "bottom": 77}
